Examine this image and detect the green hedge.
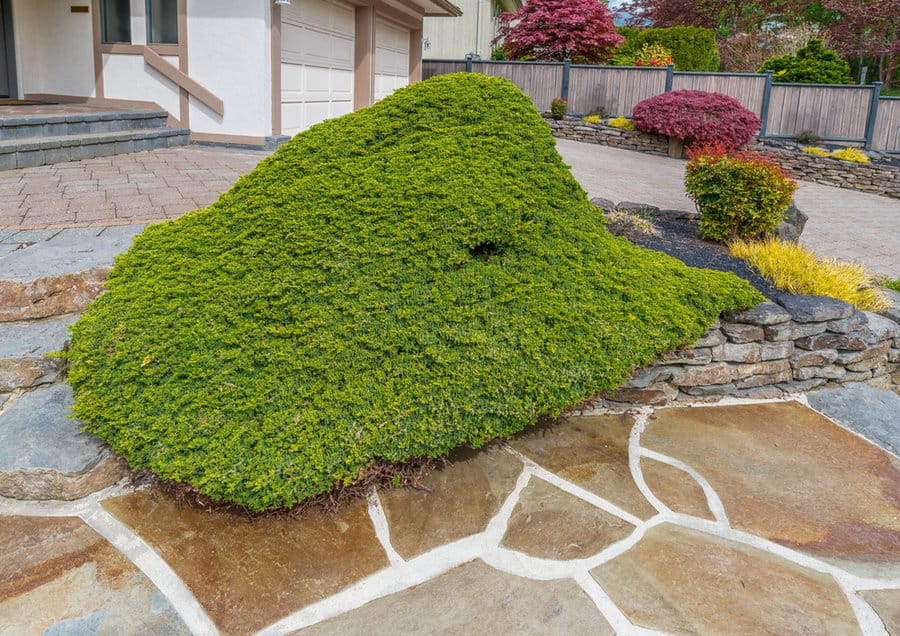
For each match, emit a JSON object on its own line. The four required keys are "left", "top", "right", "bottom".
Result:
{"left": 66, "top": 73, "right": 762, "bottom": 511}
{"left": 616, "top": 26, "right": 720, "bottom": 71}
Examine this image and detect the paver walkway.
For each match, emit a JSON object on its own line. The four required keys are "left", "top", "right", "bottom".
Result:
{"left": 554, "top": 139, "right": 900, "bottom": 279}
{"left": 0, "top": 146, "right": 267, "bottom": 229}
{"left": 1, "top": 396, "right": 898, "bottom": 634}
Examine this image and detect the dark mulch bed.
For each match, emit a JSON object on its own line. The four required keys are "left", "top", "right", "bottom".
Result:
{"left": 612, "top": 216, "right": 784, "bottom": 300}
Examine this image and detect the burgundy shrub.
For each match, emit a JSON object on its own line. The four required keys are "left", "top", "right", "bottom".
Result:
{"left": 632, "top": 90, "right": 762, "bottom": 150}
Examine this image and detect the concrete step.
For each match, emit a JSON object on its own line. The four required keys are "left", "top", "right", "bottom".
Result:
{"left": 0, "top": 225, "right": 145, "bottom": 322}
{"left": 0, "top": 127, "right": 191, "bottom": 170}
{"left": 0, "top": 109, "right": 169, "bottom": 140}
{"left": 0, "top": 384, "right": 124, "bottom": 500}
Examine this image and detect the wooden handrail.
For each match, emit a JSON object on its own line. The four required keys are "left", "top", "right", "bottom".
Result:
{"left": 143, "top": 47, "right": 225, "bottom": 117}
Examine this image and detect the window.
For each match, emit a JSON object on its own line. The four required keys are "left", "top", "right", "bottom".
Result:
{"left": 147, "top": 0, "right": 178, "bottom": 45}
{"left": 100, "top": 0, "right": 131, "bottom": 44}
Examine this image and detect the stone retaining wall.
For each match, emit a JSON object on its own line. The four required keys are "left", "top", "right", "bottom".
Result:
{"left": 605, "top": 295, "right": 900, "bottom": 407}
{"left": 544, "top": 116, "right": 900, "bottom": 199}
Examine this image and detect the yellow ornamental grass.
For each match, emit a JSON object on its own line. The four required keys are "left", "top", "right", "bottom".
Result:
{"left": 802, "top": 146, "right": 830, "bottom": 156}
{"left": 608, "top": 116, "right": 636, "bottom": 131}
{"left": 829, "top": 147, "right": 870, "bottom": 163}
{"left": 730, "top": 237, "right": 889, "bottom": 311}
{"left": 584, "top": 114, "right": 601, "bottom": 124}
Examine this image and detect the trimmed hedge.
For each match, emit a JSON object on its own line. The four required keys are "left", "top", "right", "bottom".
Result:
{"left": 759, "top": 40, "right": 852, "bottom": 84}
{"left": 66, "top": 73, "right": 762, "bottom": 511}
{"left": 617, "top": 26, "right": 720, "bottom": 71}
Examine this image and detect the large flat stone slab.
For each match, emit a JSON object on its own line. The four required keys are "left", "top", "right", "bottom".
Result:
{"left": 860, "top": 589, "right": 900, "bottom": 635}
{"left": 501, "top": 478, "right": 635, "bottom": 560}
{"left": 377, "top": 444, "right": 522, "bottom": 559}
{"left": 508, "top": 415, "right": 657, "bottom": 520}
{"left": 0, "top": 225, "right": 144, "bottom": 321}
{"left": 591, "top": 523, "right": 861, "bottom": 634}
{"left": 0, "top": 384, "right": 122, "bottom": 500}
{"left": 299, "top": 559, "right": 613, "bottom": 635}
{"left": 640, "top": 457, "right": 715, "bottom": 520}
{"left": 102, "top": 492, "right": 389, "bottom": 635}
{"left": 642, "top": 402, "right": 900, "bottom": 578}
{"left": 0, "top": 314, "right": 78, "bottom": 391}
{"left": 806, "top": 384, "right": 900, "bottom": 456}
{"left": 0, "top": 516, "right": 189, "bottom": 635}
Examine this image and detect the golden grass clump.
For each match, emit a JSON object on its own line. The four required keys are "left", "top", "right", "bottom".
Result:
{"left": 608, "top": 116, "right": 636, "bottom": 131}
{"left": 802, "top": 146, "right": 830, "bottom": 156}
{"left": 730, "top": 237, "right": 889, "bottom": 311}
{"left": 583, "top": 114, "right": 601, "bottom": 124}
{"left": 829, "top": 147, "right": 870, "bottom": 163}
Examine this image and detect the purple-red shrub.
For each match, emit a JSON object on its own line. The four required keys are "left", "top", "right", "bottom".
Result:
{"left": 632, "top": 90, "right": 762, "bottom": 150}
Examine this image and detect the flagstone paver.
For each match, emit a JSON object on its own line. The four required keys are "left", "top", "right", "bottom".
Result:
{"left": 101, "top": 492, "right": 388, "bottom": 635}
{"left": 860, "top": 589, "right": 900, "bottom": 635}
{"left": 0, "top": 516, "right": 189, "bottom": 635}
{"left": 297, "top": 559, "right": 614, "bottom": 635}
{"left": 807, "top": 384, "right": 900, "bottom": 455}
{"left": 640, "top": 456, "right": 715, "bottom": 521}
{"left": 377, "top": 444, "right": 522, "bottom": 559}
{"left": 591, "top": 522, "right": 862, "bottom": 635}
{"left": 641, "top": 402, "right": 900, "bottom": 579}
{"left": 501, "top": 477, "right": 635, "bottom": 560}
{"left": 508, "top": 414, "right": 658, "bottom": 520}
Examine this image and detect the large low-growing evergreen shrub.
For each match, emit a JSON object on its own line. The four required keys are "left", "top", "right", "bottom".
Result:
{"left": 759, "top": 40, "right": 852, "bottom": 84}
{"left": 66, "top": 73, "right": 762, "bottom": 512}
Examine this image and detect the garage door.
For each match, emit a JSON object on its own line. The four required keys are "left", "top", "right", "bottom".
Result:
{"left": 281, "top": 0, "right": 355, "bottom": 136}
{"left": 375, "top": 20, "right": 410, "bottom": 102}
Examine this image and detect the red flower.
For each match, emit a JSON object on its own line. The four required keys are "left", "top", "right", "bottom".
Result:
{"left": 636, "top": 60, "right": 642, "bottom": 66}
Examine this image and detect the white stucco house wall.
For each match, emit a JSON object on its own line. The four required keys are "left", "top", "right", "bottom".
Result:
{"left": 421, "top": 0, "right": 520, "bottom": 60}
{"left": 1, "top": 0, "right": 460, "bottom": 145}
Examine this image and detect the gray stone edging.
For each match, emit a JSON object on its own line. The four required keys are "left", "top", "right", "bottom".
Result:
{"left": 604, "top": 295, "right": 900, "bottom": 407}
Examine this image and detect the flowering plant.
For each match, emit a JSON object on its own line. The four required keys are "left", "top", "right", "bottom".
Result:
{"left": 583, "top": 114, "right": 601, "bottom": 124}
{"left": 608, "top": 116, "right": 636, "bottom": 130}
{"left": 635, "top": 44, "right": 674, "bottom": 67}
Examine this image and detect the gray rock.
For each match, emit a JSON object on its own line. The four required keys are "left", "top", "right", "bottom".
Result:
{"left": 723, "top": 302, "right": 791, "bottom": 326}
{"left": 683, "top": 383, "right": 737, "bottom": 397}
{"left": 734, "top": 386, "right": 785, "bottom": 399}
{"left": 659, "top": 348, "right": 713, "bottom": 365}
{"left": 793, "top": 365, "right": 847, "bottom": 380}
{"left": 735, "top": 371, "right": 792, "bottom": 389}
{"left": 795, "top": 332, "right": 867, "bottom": 351}
{"left": 764, "top": 321, "right": 827, "bottom": 342}
{"left": 862, "top": 311, "right": 900, "bottom": 342}
{"left": 731, "top": 359, "right": 791, "bottom": 380}
{"left": 776, "top": 295, "right": 854, "bottom": 323}
{"left": 827, "top": 312, "right": 868, "bottom": 334}
{"left": 589, "top": 197, "right": 616, "bottom": 212}
{"left": 880, "top": 288, "right": 900, "bottom": 325}
{"left": 773, "top": 203, "right": 808, "bottom": 242}
{"left": 694, "top": 328, "right": 726, "bottom": 348}
{"left": 721, "top": 323, "right": 765, "bottom": 343}
{"left": 656, "top": 208, "right": 699, "bottom": 220}
{"left": 777, "top": 378, "right": 827, "bottom": 392}
{"left": 615, "top": 201, "right": 660, "bottom": 216}
{"left": 669, "top": 363, "right": 733, "bottom": 387}
{"left": 791, "top": 349, "right": 839, "bottom": 368}
{"left": 759, "top": 341, "right": 794, "bottom": 361}
{"left": 717, "top": 342, "right": 762, "bottom": 363}
{"left": 834, "top": 342, "right": 891, "bottom": 365}
{"left": 0, "top": 314, "right": 79, "bottom": 358}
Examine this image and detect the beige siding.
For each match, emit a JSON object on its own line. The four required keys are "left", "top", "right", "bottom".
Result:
{"left": 671, "top": 74, "right": 766, "bottom": 115}
{"left": 872, "top": 98, "right": 900, "bottom": 152}
{"left": 568, "top": 66, "right": 665, "bottom": 116}
{"left": 766, "top": 85, "right": 871, "bottom": 140}
{"left": 472, "top": 61, "right": 561, "bottom": 112}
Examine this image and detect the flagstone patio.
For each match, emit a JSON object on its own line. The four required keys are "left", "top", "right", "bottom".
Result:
{"left": 1, "top": 397, "right": 897, "bottom": 635}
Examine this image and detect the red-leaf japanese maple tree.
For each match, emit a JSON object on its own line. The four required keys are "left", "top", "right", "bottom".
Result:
{"left": 493, "top": 0, "right": 624, "bottom": 64}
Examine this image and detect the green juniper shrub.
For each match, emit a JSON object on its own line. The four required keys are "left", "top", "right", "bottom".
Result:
{"left": 66, "top": 73, "right": 763, "bottom": 512}
{"left": 550, "top": 97, "right": 568, "bottom": 119}
{"left": 685, "top": 144, "right": 798, "bottom": 241}
{"left": 759, "top": 39, "right": 852, "bottom": 84}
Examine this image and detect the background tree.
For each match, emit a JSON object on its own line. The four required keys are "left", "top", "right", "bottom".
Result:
{"left": 492, "top": 0, "right": 624, "bottom": 64}
{"left": 824, "top": 0, "right": 899, "bottom": 88}
{"left": 759, "top": 38, "right": 852, "bottom": 82}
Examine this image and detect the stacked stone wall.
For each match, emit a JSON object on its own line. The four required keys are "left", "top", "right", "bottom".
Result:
{"left": 605, "top": 295, "right": 900, "bottom": 407}
{"left": 544, "top": 116, "right": 900, "bottom": 199}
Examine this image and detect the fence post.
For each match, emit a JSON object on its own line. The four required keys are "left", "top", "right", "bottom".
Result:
{"left": 465, "top": 53, "right": 473, "bottom": 73}
{"left": 759, "top": 70, "right": 774, "bottom": 138}
{"left": 863, "top": 81, "right": 882, "bottom": 150}
{"left": 665, "top": 64, "right": 674, "bottom": 92}
{"left": 859, "top": 66, "right": 868, "bottom": 85}
{"left": 561, "top": 59, "right": 571, "bottom": 100}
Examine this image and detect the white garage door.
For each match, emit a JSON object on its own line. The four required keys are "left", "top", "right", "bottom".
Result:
{"left": 281, "top": 0, "right": 355, "bottom": 136}
{"left": 375, "top": 20, "right": 410, "bottom": 102}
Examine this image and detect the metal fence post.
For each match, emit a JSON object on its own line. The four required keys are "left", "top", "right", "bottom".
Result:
{"left": 759, "top": 70, "right": 774, "bottom": 137}
{"left": 561, "top": 59, "right": 571, "bottom": 100}
{"left": 465, "top": 53, "right": 473, "bottom": 73}
{"left": 863, "top": 82, "right": 882, "bottom": 150}
{"left": 859, "top": 66, "right": 868, "bottom": 85}
{"left": 665, "top": 64, "right": 674, "bottom": 92}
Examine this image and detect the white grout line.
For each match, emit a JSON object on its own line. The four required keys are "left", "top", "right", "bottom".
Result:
{"left": 0, "top": 483, "right": 131, "bottom": 517}
{"left": 502, "top": 444, "right": 644, "bottom": 527}
{"left": 365, "top": 487, "right": 404, "bottom": 567}
{"left": 845, "top": 590, "right": 891, "bottom": 636}
{"left": 639, "top": 447, "right": 730, "bottom": 526}
{"left": 796, "top": 393, "right": 900, "bottom": 460}
{"left": 80, "top": 505, "right": 219, "bottom": 636}
{"left": 0, "top": 389, "right": 23, "bottom": 417}
{"left": 627, "top": 408, "right": 674, "bottom": 517}
{"left": 481, "top": 462, "right": 533, "bottom": 544}
{"left": 256, "top": 537, "right": 484, "bottom": 635}
{"left": 572, "top": 571, "right": 669, "bottom": 635}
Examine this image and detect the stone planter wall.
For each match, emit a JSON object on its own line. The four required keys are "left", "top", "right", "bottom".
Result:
{"left": 605, "top": 295, "right": 900, "bottom": 407}
{"left": 544, "top": 115, "right": 900, "bottom": 200}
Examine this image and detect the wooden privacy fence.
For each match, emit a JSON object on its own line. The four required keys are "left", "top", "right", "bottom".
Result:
{"left": 422, "top": 59, "right": 899, "bottom": 153}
